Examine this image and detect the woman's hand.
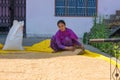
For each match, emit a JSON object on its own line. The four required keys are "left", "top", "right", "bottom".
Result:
{"left": 81, "top": 45, "right": 85, "bottom": 50}
{"left": 65, "top": 46, "right": 75, "bottom": 51}
{"left": 75, "top": 45, "right": 85, "bottom": 51}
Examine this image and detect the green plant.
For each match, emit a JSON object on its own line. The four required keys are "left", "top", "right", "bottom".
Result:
{"left": 89, "top": 16, "right": 113, "bottom": 55}
{"left": 87, "top": 15, "right": 120, "bottom": 59}
{"left": 83, "top": 32, "right": 88, "bottom": 44}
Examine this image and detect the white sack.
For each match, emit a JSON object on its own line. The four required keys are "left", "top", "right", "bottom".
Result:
{"left": 3, "top": 20, "right": 24, "bottom": 50}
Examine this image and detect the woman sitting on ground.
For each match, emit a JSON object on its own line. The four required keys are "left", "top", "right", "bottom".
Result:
{"left": 50, "top": 20, "right": 84, "bottom": 54}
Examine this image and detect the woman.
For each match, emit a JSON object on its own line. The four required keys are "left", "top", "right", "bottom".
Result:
{"left": 50, "top": 20, "right": 84, "bottom": 54}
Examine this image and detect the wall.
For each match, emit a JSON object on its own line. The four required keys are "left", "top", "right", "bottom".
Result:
{"left": 98, "top": 0, "right": 120, "bottom": 16}
{"left": 26, "top": 0, "right": 120, "bottom": 37}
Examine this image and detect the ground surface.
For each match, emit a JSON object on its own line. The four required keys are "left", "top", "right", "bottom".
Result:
{"left": 0, "top": 51, "right": 115, "bottom": 80}
{"left": 0, "top": 38, "right": 117, "bottom": 80}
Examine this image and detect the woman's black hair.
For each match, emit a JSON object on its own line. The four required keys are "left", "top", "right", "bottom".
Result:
{"left": 57, "top": 20, "right": 66, "bottom": 26}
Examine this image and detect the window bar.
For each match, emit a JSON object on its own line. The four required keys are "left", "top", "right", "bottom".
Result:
{"left": 96, "top": 0, "right": 98, "bottom": 16}
{"left": 65, "top": 0, "right": 68, "bottom": 16}
{"left": 86, "top": 0, "right": 88, "bottom": 16}
{"left": 77, "top": 0, "right": 79, "bottom": 16}
{"left": 75, "top": 0, "right": 77, "bottom": 16}
{"left": 55, "top": 0, "right": 56, "bottom": 16}
{"left": 10, "top": 0, "right": 14, "bottom": 28}
{"left": 23, "top": 0, "right": 26, "bottom": 37}
{"left": 20, "top": 0, "right": 23, "bottom": 20}
{"left": 1, "top": 0, "right": 3, "bottom": 24}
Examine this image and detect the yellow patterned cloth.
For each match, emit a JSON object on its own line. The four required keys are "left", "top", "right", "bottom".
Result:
{"left": 0, "top": 43, "right": 3, "bottom": 49}
{"left": 0, "top": 39, "right": 53, "bottom": 53}
{"left": 25, "top": 39, "right": 53, "bottom": 53}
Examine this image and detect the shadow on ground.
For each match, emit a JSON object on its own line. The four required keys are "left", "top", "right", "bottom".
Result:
{"left": 0, "top": 50, "right": 103, "bottom": 59}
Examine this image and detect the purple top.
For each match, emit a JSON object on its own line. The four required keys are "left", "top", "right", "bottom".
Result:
{"left": 54, "top": 28, "right": 80, "bottom": 49}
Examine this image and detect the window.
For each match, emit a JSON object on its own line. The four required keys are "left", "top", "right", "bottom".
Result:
{"left": 55, "top": 0, "right": 97, "bottom": 17}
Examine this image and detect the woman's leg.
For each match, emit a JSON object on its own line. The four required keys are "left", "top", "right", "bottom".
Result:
{"left": 50, "top": 36, "right": 61, "bottom": 52}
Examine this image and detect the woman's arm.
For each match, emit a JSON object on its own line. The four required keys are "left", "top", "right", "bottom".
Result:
{"left": 64, "top": 46, "right": 75, "bottom": 51}
{"left": 69, "top": 29, "right": 84, "bottom": 49}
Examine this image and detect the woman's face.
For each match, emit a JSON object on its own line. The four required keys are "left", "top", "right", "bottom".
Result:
{"left": 58, "top": 23, "right": 66, "bottom": 31}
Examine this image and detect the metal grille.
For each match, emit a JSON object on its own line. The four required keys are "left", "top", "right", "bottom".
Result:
{"left": 0, "top": 0, "right": 26, "bottom": 35}
{"left": 55, "top": 0, "right": 97, "bottom": 17}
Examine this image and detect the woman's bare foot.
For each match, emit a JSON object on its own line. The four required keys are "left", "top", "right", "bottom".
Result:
{"left": 52, "top": 51, "right": 58, "bottom": 53}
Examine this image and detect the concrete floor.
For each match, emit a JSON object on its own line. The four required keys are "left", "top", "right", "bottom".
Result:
{"left": 0, "top": 37, "right": 50, "bottom": 46}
